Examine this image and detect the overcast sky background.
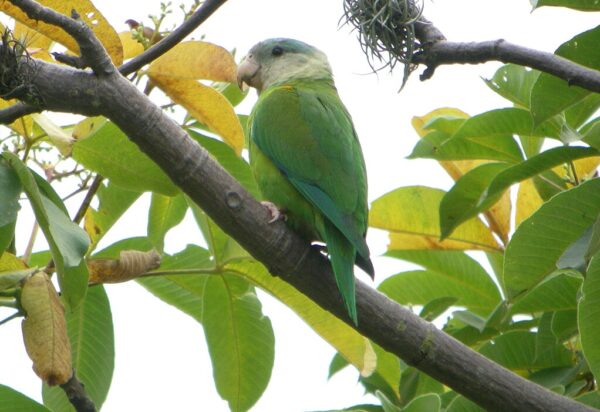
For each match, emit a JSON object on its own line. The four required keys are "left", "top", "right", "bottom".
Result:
{"left": 0, "top": 1, "right": 598, "bottom": 411}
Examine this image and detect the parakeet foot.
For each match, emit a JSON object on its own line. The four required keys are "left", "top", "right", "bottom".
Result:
{"left": 261, "top": 201, "right": 286, "bottom": 223}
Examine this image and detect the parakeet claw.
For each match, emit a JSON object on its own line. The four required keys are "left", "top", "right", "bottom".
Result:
{"left": 261, "top": 201, "right": 286, "bottom": 223}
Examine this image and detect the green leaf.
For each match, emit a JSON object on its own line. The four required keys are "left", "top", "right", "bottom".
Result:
{"left": 452, "top": 108, "right": 541, "bottom": 140}
{"left": 2, "top": 153, "right": 89, "bottom": 309}
{"left": 376, "top": 391, "right": 402, "bottom": 412}
{"left": 442, "top": 146, "right": 599, "bottom": 239}
{"left": 479, "top": 331, "right": 573, "bottom": 370}
{"left": 188, "top": 131, "right": 259, "bottom": 198}
{"left": 72, "top": 121, "right": 178, "bottom": 195}
{"left": 551, "top": 309, "right": 578, "bottom": 342}
{"left": 189, "top": 200, "right": 248, "bottom": 265}
{"left": 578, "top": 252, "right": 600, "bottom": 382}
{"left": 452, "top": 310, "right": 486, "bottom": 332}
{"left": 0, "top": 157, "right": 21, "bottom": 227}
{"left": 528, "top": 365, "right": 581, "bottom": 391}
{"left": 483, "top": 64, "right": 540, "bottom": 108}
{"left": 202, "top": 274, "right": 274, "bottom": 412}
{"left": 384, "top": 250, "right": 501, "bottom": 316}
{"left": 408, "top": 129, "right": 523, "bottom": 163}
{"left": 446, "top": 395, "right": 485, "bottom": 412}
{"left": 0, "top": 221, "right": 15, "bottom": 255}
{"left": 439, "top": 163, "right": 510, "bottom": 239}
{"left": 137, "top": 244, "right": 214, "bottom": 323}
{"left": 419, "top": 296, "right": 458, "bottom": 321}
{"left": 510, "top": 270, "right": 582, "bottom": 314}
{"left": 504, "top": 178, "right": 600, "bottom": 298}
{"left": 226, "top": 259, "right": 374, "bottom": 375}
{"left": 531, "top": 0, "right": 600, "bottom": 10}
{"left": 368, "top": 344, "right": 402, "bottom": 401}
{"left": 576, "top": 392, "right": 600, "bottom": 408}
{"left": 557, "top": 226, "right": 593, "bottom": 272}
{"left": 399, "top": 368, "right": 444, "bottom": 407}
{"left": 565, "top": 93, "right": 600, "bottom": 129}
{"left": 0, "top": 385, "right": 51, "bottom": 412}
{"left": 147, "top": 192, "right": 188, "bottom": 251}
{"left": 43, "top": 286, "right": 114, "bottom": 411}
{"left": 530, "top": 26, "right": 600, "bottom": 125}
{"left": 328, "top": 352, "right": 349, "bottom": 379}
{"left": 402, "top": 394, "right": 441, "bottom": 412}
{"left": 535, "top": 312, "right": 561, "bottom": 365}
{"left": 85, "top": 182, "right": 142, "bottom": 249}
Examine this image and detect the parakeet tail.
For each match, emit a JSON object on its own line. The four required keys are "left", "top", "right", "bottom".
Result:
{"left": 356, "top": 254, "right": 375, "bottom": 280}
{"left": 324, "top": 220, "right": 358, "bottom": 325}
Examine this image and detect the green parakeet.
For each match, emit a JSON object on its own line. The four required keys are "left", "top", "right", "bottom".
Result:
{"left": 237, "top": 38, "right": 374, "bottom": 324}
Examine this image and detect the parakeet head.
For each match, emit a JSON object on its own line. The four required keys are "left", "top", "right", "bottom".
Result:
{"left": 237, "top": 38, "right": 333, "bottom": 93}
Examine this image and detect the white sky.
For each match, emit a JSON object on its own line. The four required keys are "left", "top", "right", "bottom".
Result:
{"left": 0, "top": 1, "right": 598, "bottom": 411}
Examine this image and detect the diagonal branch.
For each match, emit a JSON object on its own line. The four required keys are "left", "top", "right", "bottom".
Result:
{"left": 118, "top": 0, "right": 229, "bottom": 76}
{"left": 2, "top": 1, "right": 595, "bottom": 412}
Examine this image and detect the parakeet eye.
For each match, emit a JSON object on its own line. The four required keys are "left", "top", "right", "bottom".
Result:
{"left": 271, "top": 46, "right": 284, "bottom": 57}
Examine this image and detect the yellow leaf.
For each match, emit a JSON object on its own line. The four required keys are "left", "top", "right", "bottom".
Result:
{"left": 412, "top": 108, "right": 511, "bottom": 243}
{"left": 21, "top": 272, "right": 72, "bottom": 386}
{"left": 13, "top": 20, "right": 54, "bottom": 62}
{"left": 150, "top": 77, "right": 244, "bottom": 154}
{"left": 119, "top": 31, "right": 144, "bottom": 61}
{"left": 411, "top": 107, "right": 469, "bottom": 137}
{"left": 370, "top": 186, "right": 501, "bottom": 252}
{"left": 148, "top": 41, "right": 237, "bottom": 83}
{"left": 88, "top": 249, "right": 161, "bottom": 284}
{"left": 0, "top": 0, "right": 123, "bottom": 65}
{"left": 516, "top": 178, "right": 543, "bottom": 227}
{"left": 72, "top": 115, "right": 107, "bottom": 140}
{"left": 485, "top": 191, "right": 511, "bottom": 244}
{"left": 573, "top": 156, "right": 600, "bottom": 180}
{"left": 0, "top": 252, "right": 31, "bottom": 291}
{"left": 0, "top": 252, "right": 27, "bottom": 272}
{"left": 0, "top": 99, "right": 34, "bottom": 139}
{"left": 227, "top": 260, "right": 374, "bottom": 374}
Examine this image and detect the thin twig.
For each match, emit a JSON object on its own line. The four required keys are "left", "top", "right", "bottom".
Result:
{"left": 0, "top": 311, "right": 21, "bottom": 326}
{"left": 23, "top": 221, "right": 39, "bottom": 262}
{"left": 71, "top": 174, "right": 103, "bottom": 224}
{"left": 119, "top": 0, "right": 229, "bottom": 75}
{"left": 0, "top": 102, "right": 40, "bottom": 124}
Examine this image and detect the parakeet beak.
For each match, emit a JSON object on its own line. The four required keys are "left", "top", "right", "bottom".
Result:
{"left": 237, "top": 54, "right": 261, "bottom": 91}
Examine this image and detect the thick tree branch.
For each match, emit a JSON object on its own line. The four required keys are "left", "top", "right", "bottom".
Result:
{"left": 2, "top": 1, "right": 595, "bottom": 411}
{"left": 118, "top": 0, "right": 229, "bottom": 76}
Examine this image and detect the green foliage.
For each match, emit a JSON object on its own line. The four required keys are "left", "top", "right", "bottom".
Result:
{"left": 362, "top": 11, "right": 600, "bottom": 409}
{"left": 0, "top": 384, "right": 51, "bottom": 412}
